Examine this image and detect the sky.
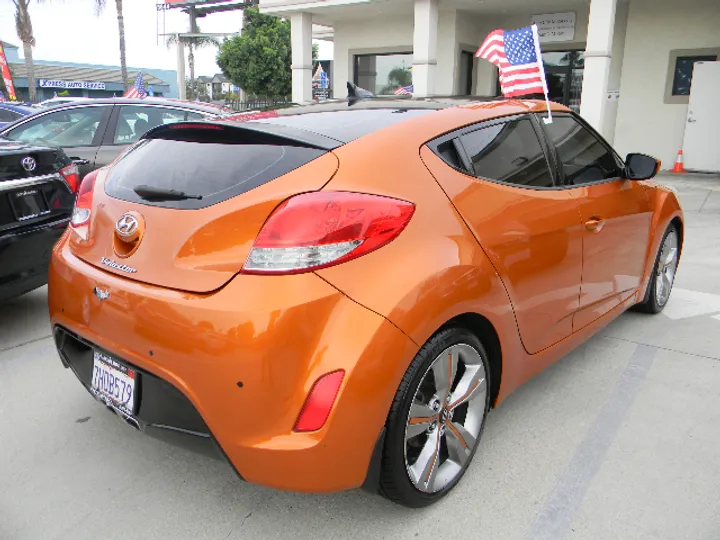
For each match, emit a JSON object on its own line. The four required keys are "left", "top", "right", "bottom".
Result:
{"left": 0, "top": 0, "right": 333, "bottom": 77}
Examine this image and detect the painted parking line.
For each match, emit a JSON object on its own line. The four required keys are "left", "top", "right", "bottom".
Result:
{"left": 525, "top": 344, "right": 657, "bottom": 540}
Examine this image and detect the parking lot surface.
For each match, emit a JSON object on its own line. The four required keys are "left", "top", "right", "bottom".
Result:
{"left": 2, "top": 173, "right": 719, "bottom": 540}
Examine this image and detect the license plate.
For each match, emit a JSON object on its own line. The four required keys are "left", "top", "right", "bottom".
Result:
{"left": 91, "top": 351, "right": 136, "bottom": 416}
{"left": 10, "top": 188, "right": 50, "bottom": 222}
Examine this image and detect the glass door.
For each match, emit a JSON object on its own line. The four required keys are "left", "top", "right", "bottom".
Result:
{"left": 542, "top": 51, "right": 584, "bottom": 112}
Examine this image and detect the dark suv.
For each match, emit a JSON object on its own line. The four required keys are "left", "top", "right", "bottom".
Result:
{"left": 0, "top": 140, "right": 78, "bottom": 302}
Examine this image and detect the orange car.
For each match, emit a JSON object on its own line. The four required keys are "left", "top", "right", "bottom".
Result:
{"left": 48, "top": 97, "right": 682, "bottom": 507}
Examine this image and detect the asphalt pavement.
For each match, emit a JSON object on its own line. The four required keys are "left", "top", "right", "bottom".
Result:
{"left": 2, "top": 173, "right": 720, "bottom": 540}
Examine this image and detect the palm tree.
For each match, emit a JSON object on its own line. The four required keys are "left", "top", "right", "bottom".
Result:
{"left": 12, "top": 0, "right": 37, "bottom": 102}
{"left": 167, "top": 21, "right": 219, "bottom": 98}
{"left": 94, "top": 0, "right": 128, "bottom": 93}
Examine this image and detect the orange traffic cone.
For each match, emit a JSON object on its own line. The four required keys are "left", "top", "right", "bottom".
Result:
{"left": 671, "top": 149, "right": 685, "bottom": 174}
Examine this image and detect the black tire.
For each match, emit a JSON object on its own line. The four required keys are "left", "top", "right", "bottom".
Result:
{"left": 378, "top": 326, "right": 490, "bottom": 508}
{"left": 634, "top": 223, "right": 679, "bottom": 314}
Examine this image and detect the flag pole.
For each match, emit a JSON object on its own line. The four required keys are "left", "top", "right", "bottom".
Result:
{"left": 531, "top": 24, "right": 552, "bottom": 124}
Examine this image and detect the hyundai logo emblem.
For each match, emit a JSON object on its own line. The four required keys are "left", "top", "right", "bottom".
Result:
{"left": 21, "top": 156, "right": 37, "bottom": 172}
{"left": 115, "top": 214, "right": 139, "bottom": 237}
{"left": 93, "top": 287, "right": 110, "bottom": 301}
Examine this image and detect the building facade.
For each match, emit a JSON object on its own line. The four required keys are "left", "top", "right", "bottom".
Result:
{"left": 2, "top": 42, "right": 177, "bottom": 100}
{"left": 261, "top": 0, "right": 719, "bottom": 171}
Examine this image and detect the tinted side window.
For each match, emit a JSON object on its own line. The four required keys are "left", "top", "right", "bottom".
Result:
{"left": 460, "top": 119, "right": 554, "bottom": 188}
{"left": 0, "top": 109, "right": 20, "bottom": 122}
{"left": 543, "top": 116, "right": 623, "bottom": 185}
{"left": 5, "top": 107, "right": 106, "bottom": 148}
{"left": 114, "top": 106, "right": 208, "bottom": 144}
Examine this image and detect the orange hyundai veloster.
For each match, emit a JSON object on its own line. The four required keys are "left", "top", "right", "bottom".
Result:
{"left": 48, "top": 97, "right": 682, "bottom": 507}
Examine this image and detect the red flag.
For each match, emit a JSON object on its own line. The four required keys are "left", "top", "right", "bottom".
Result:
{"left": 0, "top": 43, "right": 18, "bottom": 101}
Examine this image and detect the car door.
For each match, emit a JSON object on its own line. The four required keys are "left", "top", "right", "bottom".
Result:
{"left": 424, "top": 115, "right": 583, "bottom": 354}
{"left": 94, "top": 105, "right": 209, "bottom": 169}
{"left": 540, "top": 114, "right": 653, "bottom": 330}
{"left": 0, "top": 105, "right": 112, "bottom": 177}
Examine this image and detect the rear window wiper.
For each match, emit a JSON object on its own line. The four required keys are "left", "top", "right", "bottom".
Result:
{"left": 133, "top": 185, "right": 203, "bottom": 201}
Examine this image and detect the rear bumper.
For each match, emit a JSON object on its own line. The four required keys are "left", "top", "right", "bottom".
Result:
{"left": 49, "top": 235, "right": 417, "bottom": 493}
{"left": 0, "top": 218, "right": 68, "bottom": 302}
{"left": 54, "top": 326, "right": 227, "bottom": 461}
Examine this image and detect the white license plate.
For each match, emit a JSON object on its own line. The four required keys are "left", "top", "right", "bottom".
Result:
{"left": 91, "top": 351, "right": 136, "bottom": 416}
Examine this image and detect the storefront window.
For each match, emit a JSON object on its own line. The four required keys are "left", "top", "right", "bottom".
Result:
{"left": 542, "top": 50, "right": 584, "bottom": 112}
{"left": 671, "top": 55, "right": 716, "bottom": 96}
{"left": 354, "top": 53, "right": 413, "bottom": 95}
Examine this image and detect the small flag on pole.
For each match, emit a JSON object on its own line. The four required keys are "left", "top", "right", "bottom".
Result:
{"left": 125, "top": 72, "right": 147, "bottom": 99}
{"left": 476, "top": 24, "right": 552, "bottom": 122}
{"left": 394, "top": 85, "right": 413, "bottom": 95}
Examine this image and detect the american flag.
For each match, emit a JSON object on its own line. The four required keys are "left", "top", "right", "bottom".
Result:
{"left": 475, "top": 25, "right": 547, "bottom": 98}
{"left": 394, "top": 85, "right": 413, "bottom": 95}
{"left": 124, "top": 72, "right": 147, "bottom": 99}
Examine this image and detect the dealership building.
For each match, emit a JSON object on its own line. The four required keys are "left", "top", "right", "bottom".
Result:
{"left": 262, "top": 0, "right": 719, "bottom": 172}
{"left": 1, "top": 41, "right": 178, "bottom": 100}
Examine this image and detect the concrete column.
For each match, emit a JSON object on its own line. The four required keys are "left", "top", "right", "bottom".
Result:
{"left": 176, "top": 37, "right": 186, "bottom": 100}
{"left": 291, "top": 12, "right": 313, "bottom": 103}
{"left": 580, "top": 0, "right": 618, "bottom": 134}
{"left": 412, "top": 0, "right": 439, "bottom": 98}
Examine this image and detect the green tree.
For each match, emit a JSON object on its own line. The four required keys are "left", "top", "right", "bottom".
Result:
{"left": 380, "top": 67, "right": 412, "bottom": 95}
{"left": 13, "top": 0, "right": 37, "bottom": 102}
{"left": 94, "top": 0, "right": 129, "bottom": 93}
{"left": 216, "top": 7, "right": 291, "bottom": 97}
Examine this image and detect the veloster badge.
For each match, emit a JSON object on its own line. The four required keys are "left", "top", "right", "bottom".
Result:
{"left": 101, "top": 257, "right": 137, "bottom": 274}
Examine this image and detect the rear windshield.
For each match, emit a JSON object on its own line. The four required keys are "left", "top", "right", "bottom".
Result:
{"left": 104, "top": 138, "right": 325, "bottom": 209}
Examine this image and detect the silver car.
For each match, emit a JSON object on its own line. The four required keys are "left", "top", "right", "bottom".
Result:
{"left": 0, "top": 98, "right": 235, "bottom": 178}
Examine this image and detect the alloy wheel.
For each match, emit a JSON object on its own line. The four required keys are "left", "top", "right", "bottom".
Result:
{"left": 655, "top": 230, "right": 678, "bottom": 307}
{"left": 403, "top": 343, "right": 487, "bottom": 493}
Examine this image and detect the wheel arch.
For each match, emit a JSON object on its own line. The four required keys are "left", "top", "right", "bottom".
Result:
{"left": 439, "top": 312, "right": 503, "bottom": 409}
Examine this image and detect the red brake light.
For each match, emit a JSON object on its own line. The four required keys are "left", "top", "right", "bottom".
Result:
{"left": 70, "top": 171, "right": 97, "bottom": 227}
{"left": 294, "top": 370, "right": 345, "bottom": 433}
{"left": 60, "top": 163, "right": 80, "bottom": 194}
{"left": 242, "top": 192, "right": 415, "bottom": 275}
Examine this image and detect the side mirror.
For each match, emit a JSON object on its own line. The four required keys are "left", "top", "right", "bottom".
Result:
{"left": 625, "top": 153, "right": 661, "bottom": 180}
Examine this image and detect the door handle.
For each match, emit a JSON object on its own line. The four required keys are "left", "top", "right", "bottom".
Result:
{"left": 688, "top": 118, "right": 697, "bottom": 123}
{"left": 585, "top": 217, "right": 605, "bottom": 232}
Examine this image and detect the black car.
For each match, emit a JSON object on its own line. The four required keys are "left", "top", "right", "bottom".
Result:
{"left": 0, "top": 140, "right": 78, "bottom": 302}
{"left": 0, "top": 98, "right": 234, "bottom": 178}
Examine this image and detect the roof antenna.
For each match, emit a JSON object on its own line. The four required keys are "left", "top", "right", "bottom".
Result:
{"left": 346, "top": 82, "right": 374, "bottom": 98}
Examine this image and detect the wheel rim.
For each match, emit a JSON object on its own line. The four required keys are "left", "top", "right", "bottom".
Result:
{"left": 404, "top": 343, "right": 487, "bottom": 494}
{"left": 655, "top": 230, "right": 678, "bottom": 307}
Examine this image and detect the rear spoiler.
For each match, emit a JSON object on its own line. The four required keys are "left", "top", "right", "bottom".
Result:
{"left": 142, "top": 121, "right": 342, "bottom": 151}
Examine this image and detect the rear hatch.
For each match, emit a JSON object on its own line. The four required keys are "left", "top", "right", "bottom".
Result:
{"left": 68, "top": 122, "right": 341, "bottom": 293}
{"left": 0, "top": 140, "right": 75, "bottom": 235}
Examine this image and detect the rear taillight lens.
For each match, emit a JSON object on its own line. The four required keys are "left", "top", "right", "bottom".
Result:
{"left": 242, "top": 192, "right": 415, "bottom": 275}
{"left": 294, "top": 370, "right": 345, "bottom": 432}
{"left": 70, "top": 171, "right": 97, "bottom": 227}
{"left": 60, "top": 164, "right": 80, "bottom": 194}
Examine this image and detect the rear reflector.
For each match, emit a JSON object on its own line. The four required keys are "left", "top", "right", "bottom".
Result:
{"left": 242, "top": 192, "right": 415, "bottom": 275}
{"left": 294, "top": 370, "right": 345, "bottom": 433}
{"left": 60, "top": 164, "right": 80, "bottom": 194}
{"left": 70, "top": 170, "right": 97, "bottom": 227}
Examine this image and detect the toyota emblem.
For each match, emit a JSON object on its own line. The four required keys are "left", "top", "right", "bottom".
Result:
{"left": 116, "top": 214, "right": 140, "bottom": 237}
{"left": 21, "top": 156, "right": 37, "bottom": 172}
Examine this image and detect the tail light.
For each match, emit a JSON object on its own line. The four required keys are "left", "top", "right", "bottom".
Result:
{"left": 242, "top": 192, "right": 415, "bottom": 275}
{"left": 70, "top": 170, "right": 97, "bottom": 227}
{"left": 294, "top": 370, "right": 345, "bottom": 432}
{"left": 60, "top": 163, "right": 80, "bottom": 194}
